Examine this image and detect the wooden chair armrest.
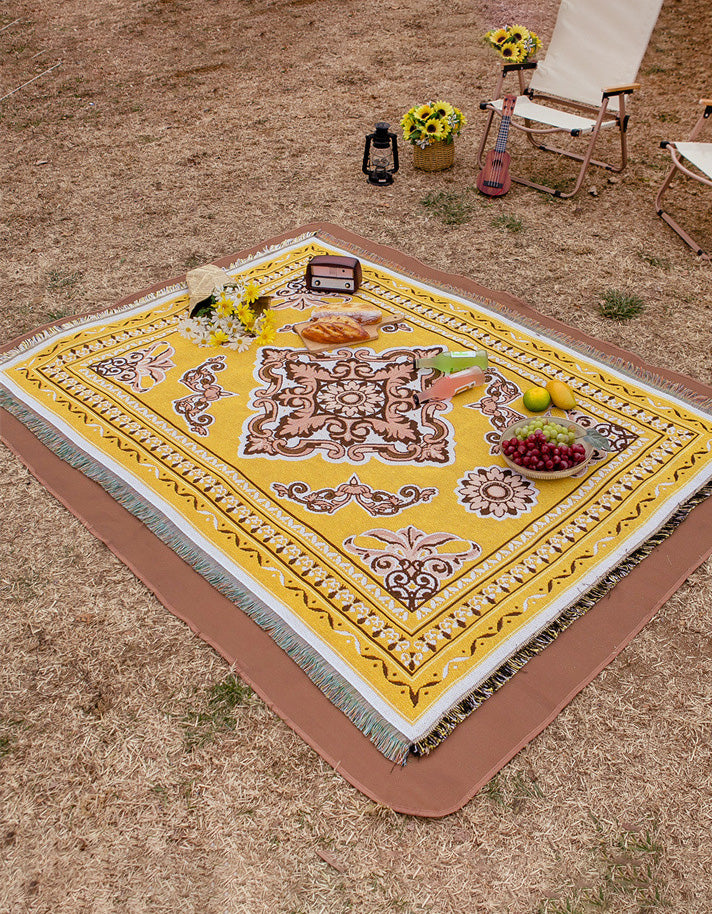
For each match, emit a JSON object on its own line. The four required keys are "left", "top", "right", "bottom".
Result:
{"left": 602, "top": 83, "right": 641, "bottom": 97}
{"left": 699, "top": 98, "right": 712, "bottom": 105}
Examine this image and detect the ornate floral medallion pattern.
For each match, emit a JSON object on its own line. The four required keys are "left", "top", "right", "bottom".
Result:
{"left": 457, "top": 465, "right": 539, "bottom": 519}
{"left": 91, "top": 341, "right": 176, "bottom": 393}
{"left": 240, "top": 347, "right": 456, "bottom": 465}
{"left": 173, "top": 355, "right": 236, "bottom": 436}
{"left": 272, "top": 474, "right": 437, "bottom": 516}
{"left": 343, "top": 526, "right": 482, "bottom": 612}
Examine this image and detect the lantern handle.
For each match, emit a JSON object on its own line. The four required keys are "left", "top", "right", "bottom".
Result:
{"left": 362, "top": 134, "right": 373, "bottom": 176}
{"left": 389, "top": 128, "right": 399, "bottom": 174}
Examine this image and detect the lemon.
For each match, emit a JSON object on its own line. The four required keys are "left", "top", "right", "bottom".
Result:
{"left": 546, "top": 379, "right": 576, "bottom": 410}
{"left": 522, "top": 386, "right": 551, "bottom": 412}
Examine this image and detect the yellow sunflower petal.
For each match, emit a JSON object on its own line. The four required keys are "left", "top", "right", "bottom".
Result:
{"left": 508, "top": 24, "right": 530, "bottom": 43}
{"left": 432, "top": 100, "right": 455, "bottom": 120}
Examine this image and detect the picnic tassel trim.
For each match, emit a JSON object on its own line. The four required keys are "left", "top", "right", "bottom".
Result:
{"left": 409, "top": 478, "right": 712, "bottom": 757}
{"left": 0, "top": 387, "right": 412, "bottom": 764}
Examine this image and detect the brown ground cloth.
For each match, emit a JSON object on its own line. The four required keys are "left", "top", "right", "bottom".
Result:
{"left": 3, "top": 223, "right": 711, "bottom": 817}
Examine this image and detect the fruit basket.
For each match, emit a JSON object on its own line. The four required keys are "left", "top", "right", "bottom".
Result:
{"left": 498, "top": 417, "right": 594, "bottom": 481}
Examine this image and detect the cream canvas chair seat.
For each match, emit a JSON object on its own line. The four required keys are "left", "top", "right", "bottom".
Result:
{"left": 487, "top": 96, "right": 619, "bottom": 136}
{"left": 477, "top": 0, "right": 664, "bottom": 198}
{"left": 655, "top": 100, "right": 712, "bottom": 259}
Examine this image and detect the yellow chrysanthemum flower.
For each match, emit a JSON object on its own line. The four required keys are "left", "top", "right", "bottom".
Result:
{"left": 214, "top": 293, "right": 234, "bottom": 318}
{"left": 415, "top": 103, "right": 434, "bottom": 121}
{"left": 236, "top": 302, "right": 255, "bottom": 329}
{"left": 243, "top": 281, "right": 260, "bottom": 305}
{"left": 256, "top": 325, "right": 275, "bottom": 345}
{"left": 209, "top": 329, "right": 229, "bottom": 347}
{"left": 254, "top": 312, "right": 275, "bottom": 344}
{"left": 432, "top": 100, "right": 455, "bottom": 120}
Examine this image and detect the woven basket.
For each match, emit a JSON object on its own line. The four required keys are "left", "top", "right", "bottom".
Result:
{"left": 413, "top": 139, "right": 455, "bottom": 172}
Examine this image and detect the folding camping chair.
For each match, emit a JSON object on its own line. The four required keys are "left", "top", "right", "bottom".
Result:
{"left": 477, "top": 0, "right": 664, "bottom": 198}
{"left": 655, "top": 99, "right": 712, "bottom": 260}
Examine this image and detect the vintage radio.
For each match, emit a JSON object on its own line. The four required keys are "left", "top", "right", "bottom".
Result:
{"left": 305, "top": 255, "right": 362, "bottom": 294}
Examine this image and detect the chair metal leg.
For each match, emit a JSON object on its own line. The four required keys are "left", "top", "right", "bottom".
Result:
{"left": 655, "top": 159, "right": 711, "bottom": 260}
{"left": 476, "top": 108, "right": 497, "bottom": 170}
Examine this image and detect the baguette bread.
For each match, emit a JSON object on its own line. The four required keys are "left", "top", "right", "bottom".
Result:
{"left": 301, "top": 316, "right": 371, "bottom": 344}
{"left": 310, "top": 305, "right": 382, "bottom": 325}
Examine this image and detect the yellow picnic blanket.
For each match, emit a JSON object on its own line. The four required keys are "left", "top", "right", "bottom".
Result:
{"left": 3, "top": 230, "right": 712, "bottom": 762}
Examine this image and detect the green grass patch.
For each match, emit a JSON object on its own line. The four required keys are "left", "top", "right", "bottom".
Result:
{"left": 44, "top": 307, "right": 74, "bottom": 322}
{"left": 47, "top": 269, "right": 83, "bottom": 294}
{"left": 637, "top": 251, "right": 670, "bottom": 270}
{"left": 184, "top": 252, "right": 211, "bottom": 270}
{"left": 182, "top": 674, "right": 252, "bottom": 750}
{"left": 484, "top": 769, "right": 544, "bottom": 810}
{"left": 598, "top": 289, "right": 645, "bottom": 321}
{"left": 420, "top": 188, "right": 476, "bottom": 225}
{"left": 529, "top": 172, "right": 571, "bottom": 196}
{"left": 643, "top": 64, "right": 667, "bottom": 75}
{"left": 0, "top": 718, "right": 24, "bottom": 758}
{"left": 491, "top": 213, "right": 524, "bottom": 233}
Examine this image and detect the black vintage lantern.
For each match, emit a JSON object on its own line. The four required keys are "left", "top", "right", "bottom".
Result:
{"left": 362, "top": 122, "right": 399, "bottom": 186}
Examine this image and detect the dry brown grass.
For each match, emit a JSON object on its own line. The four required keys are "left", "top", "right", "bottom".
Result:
{"left": 2, "top": 0, "right": 712, "bottom": 911}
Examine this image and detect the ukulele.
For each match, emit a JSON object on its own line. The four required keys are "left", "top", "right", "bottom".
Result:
{"left": 476, "top": 95, "right": 516, "bottom": 197}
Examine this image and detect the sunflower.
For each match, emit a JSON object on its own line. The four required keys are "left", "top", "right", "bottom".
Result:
{"left": 424, "top": 117, "right": 448, "bottom": 142}
{"left": 401, "top": 101, "right": 466, "bottom": 145}
{"left": 400, "top": 114, "right": 417, "bottom": 140}
{"left": 432, "top": 100, "right": 455, "bottom": 120}
{"left": 508, "top": 24, "right": 530, "bottom": 43}
{"left": 485, "top": 24, "right": 541, "bottom": 62}
{"left": 500, "top": 41, "right": 524, "bottom": 62}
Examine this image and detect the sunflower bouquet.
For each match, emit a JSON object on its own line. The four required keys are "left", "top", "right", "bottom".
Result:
{"left": 400, "top": 100, "right": 467, "bottom": 149}
{"left": 484, "top": 24, "right": 541, "bottom": 64}
{"left": 179, "top": 271, "right": 275, "bottom": 351}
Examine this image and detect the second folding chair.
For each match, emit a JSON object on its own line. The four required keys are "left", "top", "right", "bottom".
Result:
{"left": 656, "top": 99, "right": 712, "bottom": 260}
